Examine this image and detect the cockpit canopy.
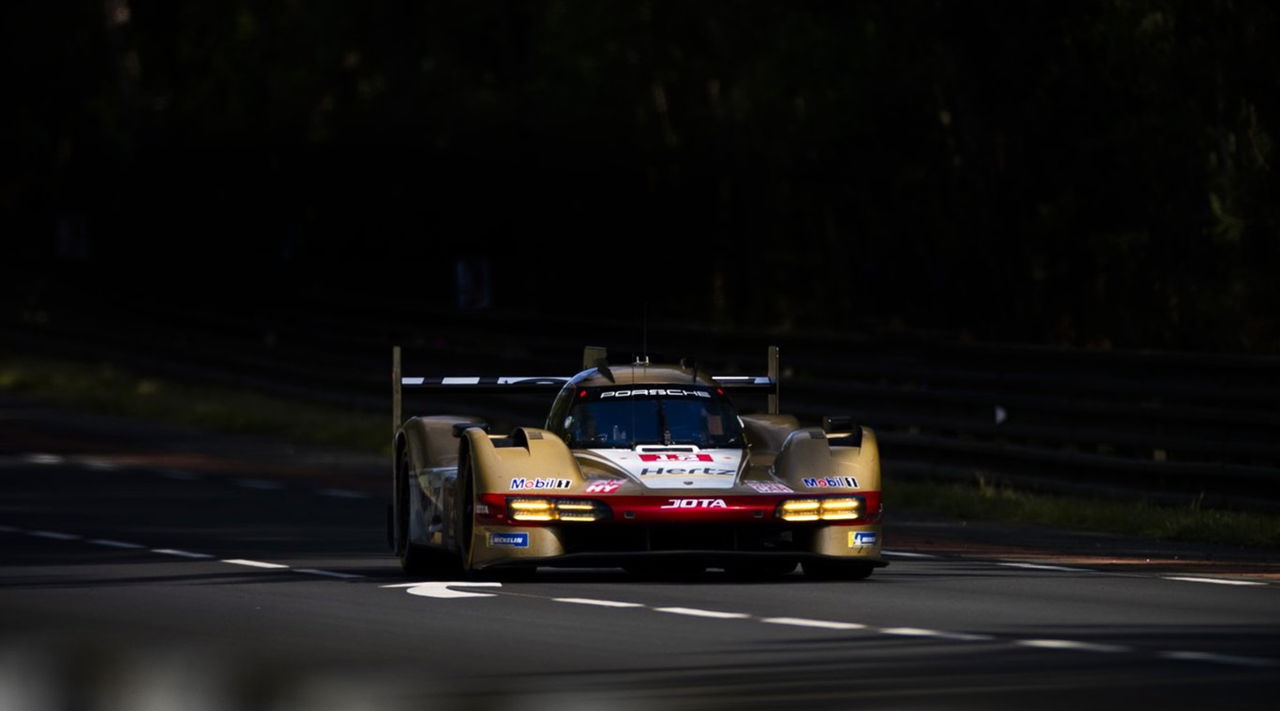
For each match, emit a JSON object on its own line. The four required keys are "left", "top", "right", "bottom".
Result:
{"left": 550, "top": 386, "right": 744, "bottom": 449}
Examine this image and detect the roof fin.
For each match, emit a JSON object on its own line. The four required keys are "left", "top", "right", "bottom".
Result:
{"left": 582, "top": 345, "right": 607, "bottom": 371}
{"left": 594, "top": 357, "right": 615, "bottom": 383}
{"left": 680, "top": 357, "right": 698, "bottom": 382}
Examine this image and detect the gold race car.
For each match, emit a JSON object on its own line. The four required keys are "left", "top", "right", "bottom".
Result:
{"left": 389, "top": 346, "right": 885, "bottom": 579}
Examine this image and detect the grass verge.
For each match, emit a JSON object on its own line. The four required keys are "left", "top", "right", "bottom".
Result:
{"left": 886, "top": 475, "right": 1280, "bottom": 549}
{"left": 0, "top": 352, "right": 387, "bottom": 453}
{"left": 4, "top": 351, "right": 1277, "bottom": 549}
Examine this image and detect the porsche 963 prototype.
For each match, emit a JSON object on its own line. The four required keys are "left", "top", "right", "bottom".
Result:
{"left": 389, "top": 346, "right": 886, "bottom": 579}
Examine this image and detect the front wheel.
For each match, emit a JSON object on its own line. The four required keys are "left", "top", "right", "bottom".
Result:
{"left": 456, "top": 444, "right": 478, "bottom": 574}
{"left": 396, "top": 456, "right": 449, "bottom": 577}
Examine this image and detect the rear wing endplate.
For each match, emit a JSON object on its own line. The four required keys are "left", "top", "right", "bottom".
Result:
{"left": 712, "top": 345, "right": 781, "bottom": 413}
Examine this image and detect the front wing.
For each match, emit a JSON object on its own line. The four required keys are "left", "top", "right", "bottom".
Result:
{"left": 470, "top": 493, "right": 885, "bottom": 569}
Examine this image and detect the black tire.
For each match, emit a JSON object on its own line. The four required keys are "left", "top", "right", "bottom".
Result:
{"left": 803, "top": 559, "right": 875, "bottom": 581}
{"left": 396, "top": 455, "right": 442, "bottom": 577}
{"left": 457, "top": 443, "right": 477, "bottom": 574}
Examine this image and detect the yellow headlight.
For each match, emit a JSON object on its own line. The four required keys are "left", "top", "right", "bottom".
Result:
{"left": 555, "top": 499, "right": 603, "bottom": 521}
{"left": 779, "top": 499, "right": 822, "bottom": 521}
{"left": 509, "top": 498, "right": 555, "bottom": 521}
{"left": 820, "top": 498, "right": 861, "bottom": 520}
{"left": 777, "top": 497, "right": 863, "bottom": 521}
{"left": 555, "top": 502, "right": 595, "bottom": 511}
{"left": 507, "top": 498, "right": 609, "bottom": 522}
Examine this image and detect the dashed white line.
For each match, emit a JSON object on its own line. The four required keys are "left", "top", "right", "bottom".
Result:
{"left": 222, "top": 558, "right": 289, "bottom": 569}
{"left": 1163, "top": 576, "right": 1267, "bottom": 587}
{"left": 1158, "top": 651, "right": 1279, "bottom": 667}
{"left": 881, "top": 550, "right": 937, "bottom": 559}
{"left": 87, "top": 539, "right": 146, "bottom": 549}
{"left": 761, "top": 617, "right": 868, "bottom": 631}
{"left": 998, "top": 562, "right": 1087, "bottom": 572}
{"left": 28, "top": 530, "right": 81, "bottom": 541}
{"left": 237, "top": 479, "right": 284, "bottom": 490}
{"left": 23, "top": 453, "right": 64, "bottom": 465}
{"left": 295, "top": 568, "right": 366, "bottom": 580}
{"left": 318, "top": 488, "right": 368, "bottom": 499}
{"left": 881, "top": 627, "right": 994, "bottom": 641}
{"left": 1016, "top": 639, "right": 1130, "bottom": 653}
{"left": 11, "top": 522, "right": 1280, "bottom": 672}
{"left": 553, "top": 598, "right": 646, "bottom": 608}
{"left": 653, "top": 607, "right": 751, "bottom": 619}
{"left": 151, "top": 548, "right": 213, "bottom": 559}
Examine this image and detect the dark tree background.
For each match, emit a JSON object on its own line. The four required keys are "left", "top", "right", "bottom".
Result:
{"left": 4, "top": 1, "right": 1278, "bottom": 351}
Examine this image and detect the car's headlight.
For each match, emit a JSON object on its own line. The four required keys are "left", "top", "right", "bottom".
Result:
{"left": 777, "top": 497, "right": 862, "bottom": 521}
{"left": 508, "top": 498, "right": 611, "bottom": 522}
{"left": 508, "top": 498, "right": 555, "bottom": 521}
{"left": 816, "top": 497, "right": 861, "bottom": 520}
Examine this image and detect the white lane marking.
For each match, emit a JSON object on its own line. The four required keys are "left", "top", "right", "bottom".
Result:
{"left": 222, "top": 558, "right": 289, "bottom": 569}
{"left": 79, "top": 457, "right": 119, "bottom": 471}
{"left": 1163, "top": 576, "right": 1267, "bottom": 587}
{"left": 237, "top": 479, "right": 284, "bottom": 490}
{"left": 761, "top": 617, "right": 868, "bottom": 631}
{"left": 653, "top": 607, "right": 751, "bottom": 619}
{"left": 1016, "top": 639, "right": 1130, "bottom": 653}
{"left": 151, "top": 548, "right": 213, "bottom": 559}
{"left": 318, "top": 488, "right": 368, "bottom": 499}
{"left": 0, "top": 525, "right": 20, "bottom": 533}
{"left": 87, "top": 539, "right": 146, "bottom": 549}
{"left": 28, "top": 530, "right": 81, "bottom": 541}
{"left": 23, "top": 453, "right": 64, "bottom": 465}
{"left": 882, "top": 550, "right": 937, "bottom": 559}
{"left": 1159, "top": 651, "right": 1279, "bottom": 667}
{"left": 880, "top": 627, "right": 994, "bottom": 641}
{"left": 381, "top": 582, "right": 503, "bottom": 599}
{"left": 162, "top": 469, "right": 202, "bottom": 480}
{"left": 295, "top": 568, "right": 366, "bottom": 580}
{"left": 26, "top": 524, "right": 1280, "bottom": 671}
{"left": 553, "top": 598, "right": 646, "bottom": 608}
{"left": 998, "top": 562, "right": 1087, "bottom": 572}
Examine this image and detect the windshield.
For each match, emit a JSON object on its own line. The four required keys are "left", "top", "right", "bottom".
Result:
{"left": 563, "top": 388, "right": 744, "bottom": 449}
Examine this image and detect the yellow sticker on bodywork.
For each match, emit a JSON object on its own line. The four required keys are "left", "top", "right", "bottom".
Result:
{"left": 848, "top": 531, "right": 878, "bottom": 547}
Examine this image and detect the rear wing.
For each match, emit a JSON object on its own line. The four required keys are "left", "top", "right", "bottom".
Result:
{"left": 392, "top": 345, "right": 781, "bottom": 436}
{"left": 712, "top": 346, "right": 781, "bottom": 415}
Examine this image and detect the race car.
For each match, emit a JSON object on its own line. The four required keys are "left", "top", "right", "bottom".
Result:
{"left": 388, "top": 346, "right": 886, "bottom": 579}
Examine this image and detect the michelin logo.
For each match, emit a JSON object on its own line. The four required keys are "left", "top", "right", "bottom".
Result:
{"left": 848, "top": 531, "right": 878, "bottom": 547}
{"left": 490, "top": 532, "right": 530, "bottom": 548}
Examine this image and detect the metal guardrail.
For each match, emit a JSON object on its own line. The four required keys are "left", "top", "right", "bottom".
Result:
{"left": 3, "top": 281, "right": 1278, "bottom": 510}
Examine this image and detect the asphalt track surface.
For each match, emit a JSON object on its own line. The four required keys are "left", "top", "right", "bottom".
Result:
{"left": 2, "top": 396, "right": 1278, "bottom": 710}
